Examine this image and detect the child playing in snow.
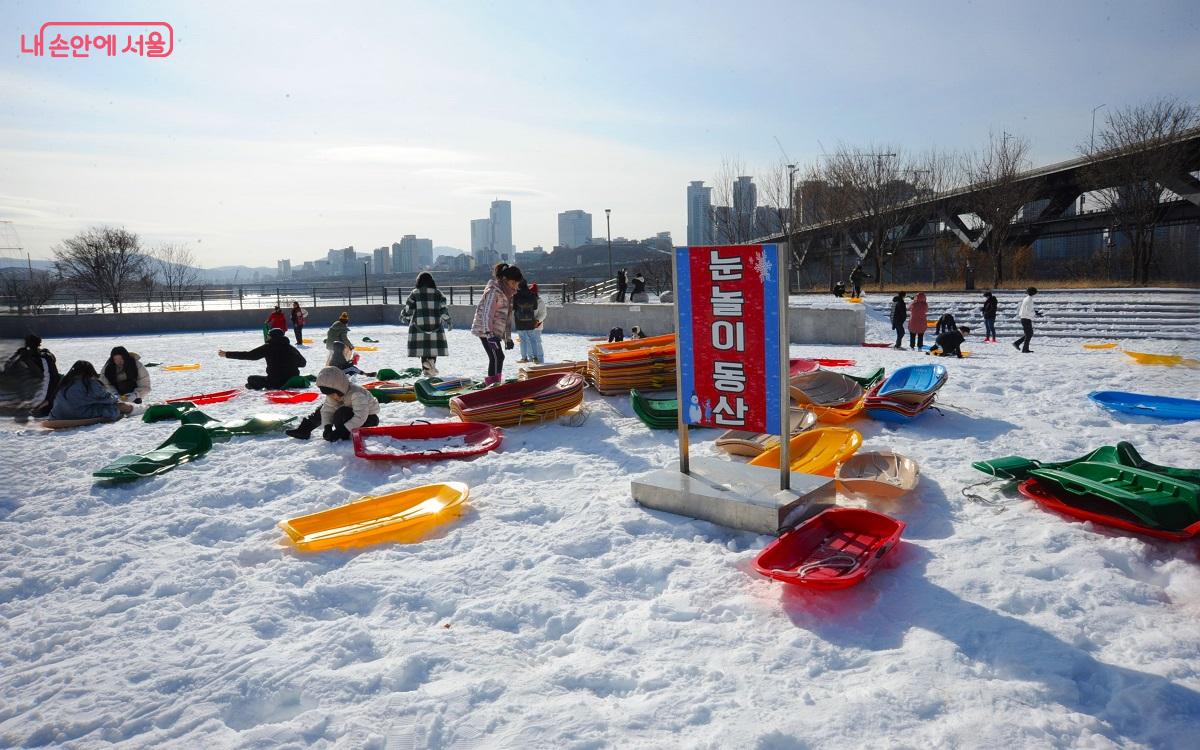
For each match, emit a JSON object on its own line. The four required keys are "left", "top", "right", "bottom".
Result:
{"left": 930, "top": 326, "right": 970, "bottom": 358}
{"left": 285, "top": 366, "right": 380, "bottom": 441}
{"left": 471, "top": 265, "right": 523, "bottom": 385}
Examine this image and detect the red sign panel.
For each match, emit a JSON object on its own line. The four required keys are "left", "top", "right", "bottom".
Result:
{"left": 675, "top": 244, "right": 783, "bottom": 435}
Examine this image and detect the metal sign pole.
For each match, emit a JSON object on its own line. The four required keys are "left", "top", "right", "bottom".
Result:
{"left": 777, "top": 244, "right": 790, "bottom": 492}
{"left": 673, "top": 247, "right": 689, "bottom": 474}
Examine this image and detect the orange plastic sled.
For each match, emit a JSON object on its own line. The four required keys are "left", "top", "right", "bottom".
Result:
{"left": 162, "top": 363, "right": 201, "bottom": 372}
{"left": 748, "top": 427, "right": 863, "bottom": 476}
{"left": 280, "top": 482, "right": 469, "bottom": 551}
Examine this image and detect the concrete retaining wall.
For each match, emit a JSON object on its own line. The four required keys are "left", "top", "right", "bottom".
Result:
{"left": 2, "top": 301, "right": 864, "bottom": 345}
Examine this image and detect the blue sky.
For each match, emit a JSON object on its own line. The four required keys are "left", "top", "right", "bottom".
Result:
{"left": 2, "top": 0, "right": 1198, "bottom": 267}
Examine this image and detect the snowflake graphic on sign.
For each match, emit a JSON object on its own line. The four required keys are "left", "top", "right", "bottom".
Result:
{"left": 752, "top": 250, "right": 774, "bottom": 285}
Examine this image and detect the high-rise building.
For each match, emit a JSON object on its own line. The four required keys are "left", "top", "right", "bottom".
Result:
{"left": 372, "top": 246, "right": 391, "bottom": 276}
{"left": 471, "top": 218, "right": 491, "bottom": 268}
{"left": 415, "top": 238, "right": 434, "bottom": 269}
{"left": 396, "top": 235, "right": 418, "bottom": 274}
{"left": 341, "top": 246, "right": 358, "bottom": 277}
{"left": 713, "top": 206, "right": 735, "bottom": 244}
{"left": 489, "top": 200, "right": 512, "bottom": 262}
{"left": 276, "top": 259, "right": 292, "bottom": 279}
{"left": 754, "top": 206, "right": 782, "bottom": 236}
{"left": 326, "top": 249, "right": 343, "bottom": 277}
{"left": 686, "top": 181, "right": 714, "bottom": 245}
{"left": 390, "top": 242, "right": 403, "bottom": 275}
{"left": 733, "top": 176, "right": 756, "bottom": 241}
{"left": 557, "top": 210, "right": 592, "bottom": 249}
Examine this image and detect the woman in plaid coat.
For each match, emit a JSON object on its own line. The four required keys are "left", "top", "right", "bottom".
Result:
{"left": 400, "top": 272, "right": 452, "bottom": 376}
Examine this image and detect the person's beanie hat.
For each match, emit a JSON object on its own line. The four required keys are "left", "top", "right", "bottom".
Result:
{"left": 339, "top": 311, "right": 349, "bottom": 321}
{"left": 268, "top": 328, "right": 285, "bottom": 338}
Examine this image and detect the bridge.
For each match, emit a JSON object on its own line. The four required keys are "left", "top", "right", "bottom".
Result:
{"left": 759, "top": 129, "right": 1200, "bottom": 288}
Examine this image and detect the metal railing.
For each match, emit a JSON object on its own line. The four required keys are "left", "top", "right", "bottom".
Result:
{"left": 1, "top": 279, "right": 595, "bottom": 315}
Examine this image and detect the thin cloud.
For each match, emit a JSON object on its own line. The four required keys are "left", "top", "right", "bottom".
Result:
{"left": 313, "top": 145, "right": 474, "bottom": 165}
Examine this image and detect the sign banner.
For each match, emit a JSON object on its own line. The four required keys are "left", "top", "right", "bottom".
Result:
{"left": 675, "top": 244, "right": 784, "bottom": 435}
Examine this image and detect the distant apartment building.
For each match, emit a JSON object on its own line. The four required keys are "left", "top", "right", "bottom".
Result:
{"left": 490, "top": 200, "right": 513, "bottom": 262}
{"left": 276, "top": 259, "right": 292, "bottom": 279}
{"left": 733, "top": 176, "right": 757, "bottom": 240}
{"left": 686, "top": 181, "right": 714, "bottom": 245}
{"left": 341, "top": 246, "right": 357, "bottom": 276}
{"left": 372, "top": 246, "right": 391, "bottom": 275}
{"left": 470, "top": 218, "right": 491, "bottom": 268}
{"left": 754, "top": 206, "right": 783, "bottom": 237}
{"left": 390, "top": 242, "right": 403, "bottom": 275}
{"left": 415, "top": 237, "right": 434, "bottom": 270}
{"left": 557, "top": 210, "right": 592, "bottom": 249}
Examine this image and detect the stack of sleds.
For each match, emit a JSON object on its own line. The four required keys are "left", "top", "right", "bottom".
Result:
{"left": 865, "top": 365, "right": 946, "bottom": 422}
{"left": 449, "top": 373, "right": 585, "bottom": 427}
{"left": 586, "top": 335, "right": 676, "bottom": 395}
{"left": 519, "top": 361, "right": 588, "bottom": 380}
{"left": 788, "top": 368, "right": 884, "bottom": 423}
{"left": 630, "top": 390, "right": 678, "bottom": 430}
{"left": 974, "top": 442, "right": 1200, "bottom": 540}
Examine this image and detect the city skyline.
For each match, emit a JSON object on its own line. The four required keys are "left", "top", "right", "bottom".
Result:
{"left": 3, "top": 1, "right": 1198, "bottom": 267}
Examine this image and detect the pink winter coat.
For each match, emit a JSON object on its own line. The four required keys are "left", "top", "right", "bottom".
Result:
{"left": 907, "top": 293, "right": 929, "bottom": 333}
{"left": 471, "top": 279, "right": 512, "bottom": 339}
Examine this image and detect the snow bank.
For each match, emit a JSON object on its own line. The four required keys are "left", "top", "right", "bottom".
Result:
{"left": 1, "top": 317, "right": 1198, "bottom": 748}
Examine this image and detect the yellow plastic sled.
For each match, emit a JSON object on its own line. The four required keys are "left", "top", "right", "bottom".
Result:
{"left": 1083, "top": 342, "right": 1117, "bottom": 350}
{"left": 748, "top": 427, "right": 863, "bottom": 476}
{"left": 1124, "top": 350, "right": 1200, "bottom": 367}
{"left": 356, "top": 345, "right": 380, "bottom": 352}
{"left": 280, "top": 482, "right": 469, "bottom": 552}
{"left": 162, "top": 363, "right": 201, "bottom": 371}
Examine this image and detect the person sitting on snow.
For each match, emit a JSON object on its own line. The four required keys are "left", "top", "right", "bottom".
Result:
{"left": 100, "top": 345, "right": 152, "bottom": 404}
{"left": 285, "top": 366, "right": 379, "bottom": 441}
{"left": 930, "top": 326, "right": 970, "bottom": 358}
{"left": 630, "top": 325, "right": 647, "bottom": 340}
{"left": 608, "top": 327, "right": 624, "bottom": 343}
{"left": 219, "top": 328, "right": 307, "bottom": 390}
{"left": 49, "top": 360, "right": 134, "bottom": 422}
{"left": 1, "top": 333, "right": 60, "bottom": 419}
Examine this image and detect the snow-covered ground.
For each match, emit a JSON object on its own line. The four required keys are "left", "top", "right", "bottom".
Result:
{"left": 1, "top": 312, "right": 1199, "bottom": 749}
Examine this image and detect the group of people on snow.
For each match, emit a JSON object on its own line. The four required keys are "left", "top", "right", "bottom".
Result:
{"left": 885, "top": 287, "right": 1042, "bottom": 358}
{"left": 1, "top": 335, "right": 151, "bottom": 422}
{"left": 614, "top": 269, "right": 648, "bottom": 303}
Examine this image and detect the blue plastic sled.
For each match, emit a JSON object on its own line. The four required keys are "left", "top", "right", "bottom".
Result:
{"left": 1089, "top": 391, "right": 1200, "bottom": 421}
{"left": 877, "top": 364, "right": 947, "bottom": 399}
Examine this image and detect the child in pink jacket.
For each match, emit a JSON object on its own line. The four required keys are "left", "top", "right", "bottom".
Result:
{"left": 471, "top": 265, "right": 523, "bottom": 384}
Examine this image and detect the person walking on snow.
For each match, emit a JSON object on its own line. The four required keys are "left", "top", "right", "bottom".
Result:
{"left": 285, "top": 366, "right": 380, "bottom": 441}
{"left": 100, "top": 346, "right": 151, "bottom": 403}
{"left": 891, "top": 292, "right": 908, "bottom": 349}
{"left": 981, "top": 291, "right": 998, "bottom": 342}
{"left": 219, "top": 328, "right": 307, "bottom": 389}
{"left": 907, "top": 292, "right": 929, "bottom": 350}
{"left": 324, "top": 311, "right": 355, "bottom": 370}
{"left": 399, "top": 272, "right": 451, "bottom": 377}
{"left": 1013, "top": 287, "right": 1041, "bottom": 353}
{"left": 290, "top": 301, "right": 307, "bottom": 346}
{"left": 472, "top": 265, "right": 523, "bottom": 385}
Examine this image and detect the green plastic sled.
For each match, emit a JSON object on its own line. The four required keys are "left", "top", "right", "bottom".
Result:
{"left": 631, "top": 389, "right": 678, "bottom": 430}
{"left": 143, "top": 402, "right": 196, "bottom": 422}
{"left": 973, "top": 441, "right": 1200, "bottom": 483}
{"left": 846, "top": 367, "right": 886, "bottom": 390}
{"left": 1029, "top": 462, "right": 1200, "bottom": 531}
{"left": 282, "top": 374, "right": 316, "bottom": 389}
{"left": 206, "top": 414, "right": 297, "bottom": 442}
{"left": 94, "top": 424, "right": 214, "bottom": 481}
{"left": 377, "top": 367, "right": 422, "bottom": 381}
{"left": 415, "top": 377, "right": 487, "bottom": 408}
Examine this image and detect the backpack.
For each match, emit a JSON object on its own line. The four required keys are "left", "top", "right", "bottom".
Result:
{"left": 512, "top": 290, "right": 538, "bottom": 330}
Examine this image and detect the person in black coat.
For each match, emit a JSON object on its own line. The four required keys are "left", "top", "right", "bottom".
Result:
{"left": 981, "top": 291, "right": 998, "bottom": 342}
{"left": 1, "top": 333, "right": 60, "bottom": 418}
{"left": 891, "top": 292, "right": 908, "bottom": 349}
{"left": 615, "top": 268, "right": 628, "bottom": 303}
{"left": 218, "top": 328, "right": 307, "bottom": 389}
{"left": 931, "top": 326, "right": 970, "bottom": 358}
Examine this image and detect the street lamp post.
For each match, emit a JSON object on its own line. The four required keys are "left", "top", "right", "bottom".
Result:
{"left": 1090, "top": 103, "right": 1107, "bottom": 152}
{"left": 363, "top": 261, "right": 369, "bottom": 304}
{"left": 605, "top": 208, "right": 613, "bottom": 281}
{"left": 786, "top": 164, "right": 796, "bottom": 292}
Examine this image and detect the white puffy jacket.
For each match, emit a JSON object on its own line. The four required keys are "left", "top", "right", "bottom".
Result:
{"left": 315, "top": 366, "right": 379, "bottom": 430}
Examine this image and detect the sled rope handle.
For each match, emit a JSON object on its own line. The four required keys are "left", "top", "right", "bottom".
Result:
{"left": 797, "top": 554, "right": 859, "bottom": 578}
{"left": 962, "top": 478, "right": 1006, "bottom": 513}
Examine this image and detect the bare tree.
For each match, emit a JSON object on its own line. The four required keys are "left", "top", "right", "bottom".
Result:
{"left": 153, "top": 242, "right": 200, "bottom": 309}
{"left": 635, "top": 258, "right": 673, "bottom": 295}
{"left": 961, "top": 132, "right": 1038, "bottom": 287}
{"left": 1, "top": 271, "right": 59, "bottom": 313}
{"left": 822, "top": 144, "right": 921, "bottom": 289}
{"left": 1079, "top": 98, "right": 1200, "bottom": 284}
{"left": 710, "top": 156, "right": 752, "bottom": 244}
{"left": 52, "top": 226, "right": 149, "bottom": 313}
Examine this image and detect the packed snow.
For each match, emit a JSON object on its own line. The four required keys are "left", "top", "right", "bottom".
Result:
{"left": 1, "top": 309, "right": 1199, "bottom": 749}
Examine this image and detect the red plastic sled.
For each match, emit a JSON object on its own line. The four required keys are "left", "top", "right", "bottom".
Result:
{"left": 265, "top": 390, "right": 319, "bottom": 404}
{"left": 352, "top": 421, "right": 503, "bottom": 461}
{"left": 861, "top": 343, "right": 892, "bottom": 348}
{"left": 790, "top": 358, "right": 819, "bottom": 376}
{"left": 165, "top": 389, "right": 240, "bottom": 406}
{"left": 754, "top": 508, "right": 905, "bottom": 590}
{"left": 1018, "top": 479, "right": 1200, "bottom": 542}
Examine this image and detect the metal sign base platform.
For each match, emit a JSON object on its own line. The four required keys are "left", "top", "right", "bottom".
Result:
{"left": 630, "top": 457, "right": 835, "bottom": 536}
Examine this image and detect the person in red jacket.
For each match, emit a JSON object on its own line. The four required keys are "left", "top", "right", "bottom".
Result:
{"left": 264, "top": 305, "right": 288, "bottom": 342}
{"left": 907, "top": 292, "right": 929, "bottom": 349}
